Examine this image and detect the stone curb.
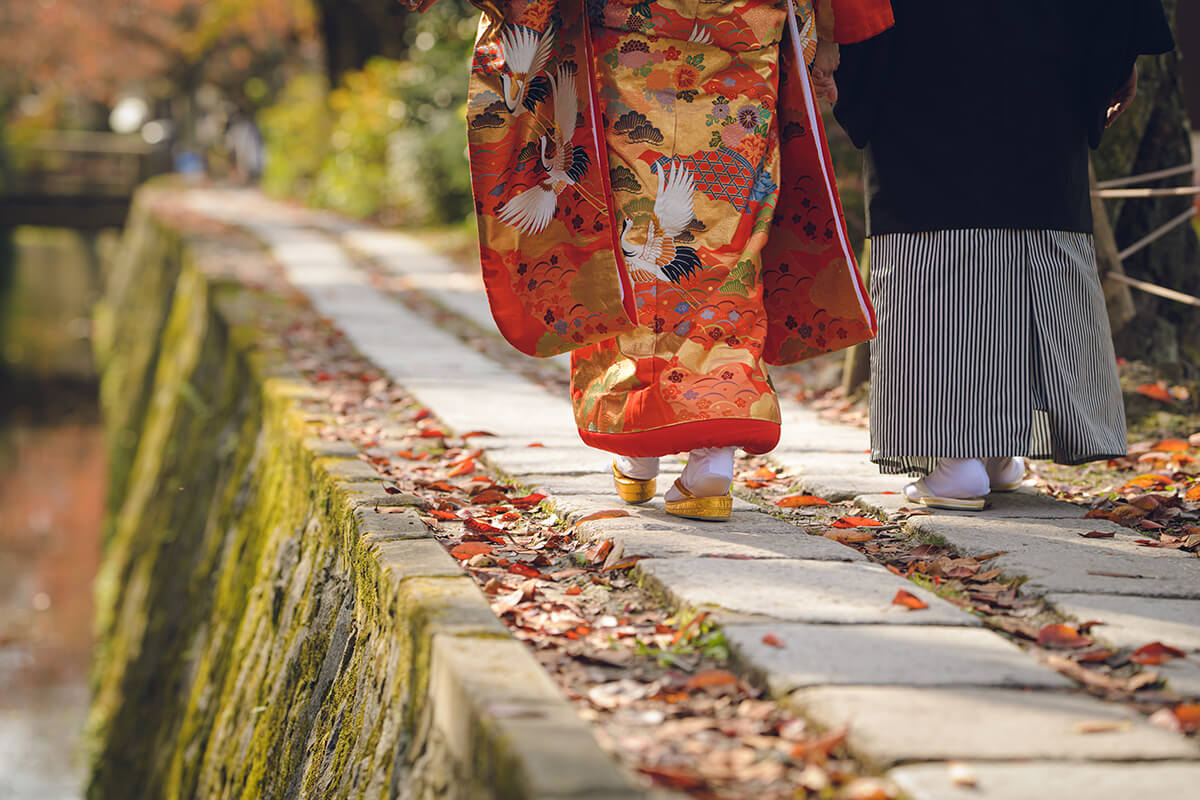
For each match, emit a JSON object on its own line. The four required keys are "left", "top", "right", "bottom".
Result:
{"left": 261, "top": 354, "right": 647, "bottom": 798}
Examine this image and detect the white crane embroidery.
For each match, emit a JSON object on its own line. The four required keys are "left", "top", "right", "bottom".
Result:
{"left": 497, "top": 64, "right": 591, "bottom": 236}
{"left": 499, "top": 25, "right": 555, "bottom": 116}
{"left": 620, "top": 161, "right": 703, "bottom": 287}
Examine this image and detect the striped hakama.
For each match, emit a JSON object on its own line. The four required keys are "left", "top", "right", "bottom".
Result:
{"left": 869, "top": 229, "right": 1128, "bottom": 476}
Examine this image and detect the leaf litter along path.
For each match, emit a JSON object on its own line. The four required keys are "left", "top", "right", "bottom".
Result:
{"left": 279, "top": 300, "right": 892, "bottom": 798}
{"left": 182, "top": 187, "right": 1200, "bottom": 794}
{"left": 732, "top": 458, "right": 1200, "bottom": 736}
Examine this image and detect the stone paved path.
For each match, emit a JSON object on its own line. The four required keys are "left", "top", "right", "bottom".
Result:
{"left": 185, "top": 188, "right": 1200, "bottom": 798}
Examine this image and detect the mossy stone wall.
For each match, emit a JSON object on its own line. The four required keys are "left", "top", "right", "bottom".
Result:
{"left": 85, "top": 191, "right": 629, "bottom": 799}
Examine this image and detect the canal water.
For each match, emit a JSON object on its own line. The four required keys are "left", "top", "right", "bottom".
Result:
{"left": 0, "top": 228, "right": 109, "bottom": 799}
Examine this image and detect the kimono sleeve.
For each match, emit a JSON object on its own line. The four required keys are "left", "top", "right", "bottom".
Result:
{"left": 814, "top": 0, "right": 895, "bottom": 45}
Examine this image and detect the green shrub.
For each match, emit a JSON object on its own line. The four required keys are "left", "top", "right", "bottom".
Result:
{"left": 260, "top": 1, "right": 476, "bottom": 227}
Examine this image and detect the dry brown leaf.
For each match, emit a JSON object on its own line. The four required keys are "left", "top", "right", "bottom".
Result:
{"left": 1130, "top": 641, "right": 1187, "bottom": 665}
{"left": 892, "top": 590, "right": 928, "bottom": 610}
{"left": 686, "top": 668, "right": 739, "bottom": 692}
{"left": 1073, "top": 719, "right": 1133, "bottom": 734}
{"left": 1079, "top": 530, "right": 1116, "bottom": 539}
{"left": 450, "top": 542, "right": 493, "bottom": 560}
{"left": 1175, "top": 703, "right": 1200, "bottom": 733}
{"left": 1037, "top": 623, "right": 1093, "bottom": 649}
{"left": 777, "top": 494, "right": 829, "bottom": 508}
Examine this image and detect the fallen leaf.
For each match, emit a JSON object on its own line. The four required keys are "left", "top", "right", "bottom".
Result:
{"left": 450, "top": 542, "right": 492, "bottom": 560}
{"left": 825, "top": 530, "right": 877, "bottom": 544}
{"left": 564, "top": 586, "right": 582, "bottom": 596}
{"left": 777, "top": 494, "right": 830, "bottom": 508}
{"left": 753, "top": 467, "right": 777, "bottom": 479}
{"left": 1152, "top": 438, "right": 1191, "bottom": 452}
{"left": 491, "top": 586, "right": 526, "bottom": 616}
{"left": 526, "top": 442, "right": 544, "bottom": 448}
{"left": 425, "top": 480, "right": 457, "bottom": 492}
{"left": 447, "top": 459, "right": 475, "bottom": 477}
{"left": 1186, "top": 484, "right": 1200, "bottom": 501}
{"left": 1037, "top": 623, "right": 1093, "bottom": 649}
{"left": 470, "top": 488, "right": 509, "bottom": 505}
{"left": 1044, "top": 654, "right": 1127, "bottom": 692}
{"left": 585, "top": 539, "right": 613, "bottom": 564}
{"left": 892, "top": 590, "right": 928, "bottom": 610}
{"left": 762, "top": 633, "right": 785, "bottom": 648}
{"left": 974, "top": 551, "right": 1008, "bottom": 562}
{"left": 465, "top": 518, "right": 505, "bottom": 535}
{"left": 840, "top": 777, "right": 896, "bottom": 800}
{"left": 573, "top": 509, "right": 632, "bottom": 529}
{"left": 1130, "top": 641, "right": 1187, "bottom": 665}
{"left": 510, "top": 493, "right": 547, "bottom": 508}
{"left": 832, "top": 516, "right": 884, "bottom": 528}
{"left": 686, "top": 669, "right": 739, "bottom": 692}
{"left": 1137, "top": 383, "right": 1175, "bottom": 403}
{"left": 413, "top": 408, "right": 431, "bottom": 421}
{"left": 1075, "top": 648, "right": 1114, "bottom": 663}
{"left": 384, "top": 485, "right": 402, "bottom": 495}
{"left": 1087, "top": 570, "right": 1145, "bottom": 579}
{"left": 1079, "top": 530, "right": 1116, "bottom": 539}
{"left": 460, "top": 430, "right": 497, "bottom": 439}
{"left": 1149, "top": 707, "right": 1184, "bottom": 733}
{"left": 602, "top": 556, "right": 645, "bottom": 572}
{"left": 1122, "top": 474, "right": 1173, "bottom": 491}
{"left": 1174, "top": 703, "right": 1200, "bottom": 733}
{"left": 790, "top": 725, "right": 848, "bottom": 762}
{"left": 395, "top": 450, "right": 428, "bottom": 460}
{"left": 418, "top": 429, "right": 446, "bottom": 439}
{"left": 429, "top": 510, "right": 460, "bottom": 521}
{"left": 637, "top": 766, "right": 706, "bottom": 791}
{"left": 1073, "top": 719, "right": 1133, "bottom": 734}
{"left": 507, "top": 562, "right": 541, "bottom": 579}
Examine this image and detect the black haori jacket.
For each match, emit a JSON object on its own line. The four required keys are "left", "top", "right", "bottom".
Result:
{"left": 834, "top": 0, "right": 1176, "bottom": 236}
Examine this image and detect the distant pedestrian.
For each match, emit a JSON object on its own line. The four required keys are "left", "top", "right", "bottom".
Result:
{"left": 835, "top": 0, "right": 1175, "bottom": 510}
{"left": 226, "top": 112, "right": 264, "bottom": 184}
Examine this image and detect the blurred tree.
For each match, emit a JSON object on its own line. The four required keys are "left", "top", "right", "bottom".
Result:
{"left": 0, "top": 1, "right": 319, "bottom": 109}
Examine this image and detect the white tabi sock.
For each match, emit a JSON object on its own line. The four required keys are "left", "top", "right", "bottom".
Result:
{"left": 983, "top": 457, "right": 1026, "bottom": 489}
{"left": 906, "top": 458, "right": 990, "bottom": 500}
{"left": 665, "top": 447, "right": 735, "bottom": 501}
{"left": 614, "top": 455, "right": 659, "bottom": 481}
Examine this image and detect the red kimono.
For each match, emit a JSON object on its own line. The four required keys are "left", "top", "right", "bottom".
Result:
{"left": 466, "top": 0, "right": 892, "bottom": 455}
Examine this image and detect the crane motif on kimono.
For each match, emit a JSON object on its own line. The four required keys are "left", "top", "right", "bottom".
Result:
{"left": 620, "top": 161, "right": 704, "bottom": 291}
{"left": 498, "top": 24, "right": 554, "bottom": 116}
{"left": 498, "top": 63, "right": 593, "bottom": 235}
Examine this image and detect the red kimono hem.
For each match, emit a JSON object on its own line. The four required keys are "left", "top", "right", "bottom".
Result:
{"left": 578, "top": 419, "right": 781, "bottom": 458}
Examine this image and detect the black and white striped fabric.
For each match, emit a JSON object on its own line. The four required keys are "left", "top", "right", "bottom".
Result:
{"left": 869, "top": 229, "right": 1128, "bottom": 476}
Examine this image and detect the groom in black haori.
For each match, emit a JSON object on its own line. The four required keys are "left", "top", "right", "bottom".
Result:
{"left": 833, "top": 0, "right": 1176, "bottom": 510}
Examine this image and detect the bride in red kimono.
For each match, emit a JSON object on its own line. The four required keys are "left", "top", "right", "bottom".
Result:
{"left": 409, "top": 0, "right": 891, "bottom": 520}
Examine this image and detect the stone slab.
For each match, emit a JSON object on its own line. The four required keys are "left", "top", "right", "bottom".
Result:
{"left": 775, "top": 403, "right": 871, "bottom": 453}
{"left": 789, "top": 686, "right": 1200, "bottom": 766}
{"left": 428, "top": 635, "right": 646, "bottom": 798}
{"left": 909, "top": 516, "right": 1200, "bottom": 598}
{"left": 859, "top": 490, "right": 1086, "bottom": 523}
{"left": 1045, "top": 593, "right": 1200, "bottom": 653}
{"left": 725, "top": 624, "right": 1071, "bottom": 693}
{"left": 795, "top": 473, "right": 910, "bottom": 502}
{"left": 571, "top": 510, "right": 865, "bottom": 563}
{"left": 1159, "top": 658, "right": 1200, "bottom": 698}
{"left": 639, "top": 558, "right": 976, "bottom": 626}
{"left": 771, "top": 451, "right": 880, "bottom": 477}
{"left": 374, "top": 538, "right": 464, "bottom": 583}
{"left": 889, "top": 762, "right": 1200, "bottom": 800}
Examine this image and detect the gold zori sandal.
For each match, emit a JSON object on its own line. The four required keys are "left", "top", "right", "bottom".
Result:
{"left": 612, "top": 461, "right": 656, "bottom": 504}
{"left": 906, "top": 479, "right": 985, "bottom": 512}
{"left": 664, "top": 479, "right": 733, "bottom": 521}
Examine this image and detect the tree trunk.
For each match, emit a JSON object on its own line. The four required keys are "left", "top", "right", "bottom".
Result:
{"left": 313, "top": 0, "right": 411, "bottom": 82}
{"left": 1091, "top": 161, "right": 1136, "bottom": 335}
{"left": 1093, "top": 0, "right": 1199, "bottom": 371}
